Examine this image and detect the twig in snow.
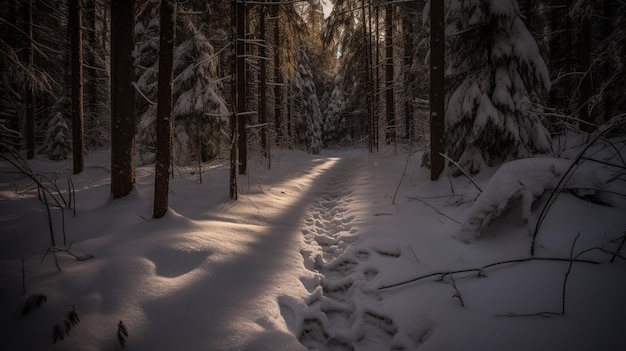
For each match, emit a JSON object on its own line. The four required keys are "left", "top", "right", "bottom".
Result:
{"left": 406, "top": 196, "right": 461, "bottom": 224}
{"left": 449, "top": 272, "right": 465, "bottom": 307}
{"left": 439, "top": 153, "right": 482, "bottom": 193}
{"left": 392, "top": 155, "right": 410, "bottom": 205}
{"left": 407, "top": 244, "right": 419, "bottom": 263}
{"left": 378, "top": 256, "right": 599, "bottom": 290}
{"left": 531, "top": 114, "right": 626, "bottom": 256}
{"left": 610, "top": 234, "right": 626, "bottom": 263}
{"left": 561, "top": 233, "right": 580, "bottom": 315}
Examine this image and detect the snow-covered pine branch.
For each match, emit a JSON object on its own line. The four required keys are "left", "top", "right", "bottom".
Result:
{"left": 455, "top": 157, "right": 612, "bottom": 242}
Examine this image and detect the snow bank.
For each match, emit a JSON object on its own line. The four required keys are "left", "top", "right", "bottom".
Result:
{"left": 456, "top": 157, "right": 612, "bottom": 242}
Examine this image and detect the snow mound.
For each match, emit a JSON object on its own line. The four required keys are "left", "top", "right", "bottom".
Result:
{"left": 456, "top": 157, "right": 612, "bottom": 242}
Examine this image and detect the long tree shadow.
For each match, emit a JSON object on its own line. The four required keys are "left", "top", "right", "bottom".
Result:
{"left": 135, "top": 156, "right": 353, "bottom": 350}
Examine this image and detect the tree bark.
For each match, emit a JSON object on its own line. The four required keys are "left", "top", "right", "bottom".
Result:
{"left": 429, "top": 0, "right": 445, "bottom": 180}
{"left": 153, "top": 0, "right": 176, "bottom": 218}
{"left": 385, "top": 3, "right": 395, "bottom": 145}
{"left": 403, "top": 4, "right": 415, "bottom": 142}
{"left": 237, "top": 0, "right": 247, "bottom": 174}
{"left": 110, "top": 0, "right": 136, "bottom": 198}
{"left": 273, "top": 3, "right": 283, "bottom": 144}
{"left": 69, "top": 0, "right": 84, "bottom": 174}
{"left": 24, "top": 0, "right": 34, "bottom": 159}
{"left": 259, "top": 1, "right": 268, "bottom": 161}
{"left": 230, "top": 0, "right": 238, "bottom": 199}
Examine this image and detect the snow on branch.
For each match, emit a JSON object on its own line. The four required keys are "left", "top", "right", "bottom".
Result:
{"left": 455, "top": 157, "right": 612, "bottom": 242}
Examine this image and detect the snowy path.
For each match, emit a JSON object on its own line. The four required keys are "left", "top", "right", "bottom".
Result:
{"left": 281, "top": 157, "right": 416, "bottom": 350}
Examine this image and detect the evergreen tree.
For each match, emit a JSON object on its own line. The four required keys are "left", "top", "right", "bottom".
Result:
{"left": 172, "top": 22, "right": 228, "bottom": 164}
{"left": 135, "top": 10, "right": 161, "bottom": 163}
{"left": 445, "top": 0, "right": 552, "bottom": 173}
{"left": 322, "top": 83, "right": 346, "bottom": 146}
{"left": 42, "top": 111, "right": 71, "bottom": 161}
{"left": 293, "top": 47, "right": 323, "bottom": 154}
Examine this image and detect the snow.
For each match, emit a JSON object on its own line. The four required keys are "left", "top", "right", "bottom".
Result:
{"left": 1, "top": 145, "right": 625, "bottom": 350}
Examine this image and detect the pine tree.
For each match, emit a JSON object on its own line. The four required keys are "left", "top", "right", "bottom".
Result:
{"left": 445, "top": 0, "right": 552, "bottom": 173}
{"left": 293, "top": 47, "right": 323, "bottom": 154}
{"left": 42, "top": 112, "right": 71, "bottom": 161}
{"left": 322, "top": 83, "right": 346, "bottom": 146}
{"left": 135, "top": 9, "right": 161, "bottom": 163}
{"left": 172, "top": 22, "right": 228, "bottom": 164}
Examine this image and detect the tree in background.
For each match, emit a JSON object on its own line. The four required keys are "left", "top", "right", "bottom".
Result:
{"left": 172, "top": 21, "right": 229, "bottom": 165}
{"left": 445, "top": 0, "right": 551, "bottom": 173}
{"left": 42, "top": 111, "right": 71, "bottom": 161}
{"left": 110, "top": 0, "right": 136, "bottom": 198}
{"left": 153, "top": 0, "right": 176, "bottom": 218}
{"left": 322, "top": 82, "right": 346, "bottom": 146}
{"left": 293, "top": 46, "right": 323, "bottom": 154}
{"left": 69, "top": 0, "right": 84, "bottom": 174}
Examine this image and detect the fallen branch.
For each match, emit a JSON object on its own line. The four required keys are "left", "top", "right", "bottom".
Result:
{"left": 378, "top": 256, "right": 599, "bottom": 290}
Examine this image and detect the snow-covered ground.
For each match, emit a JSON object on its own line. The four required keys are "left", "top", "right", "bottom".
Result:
{"left": 1, "top": 141, "right": 625, "bottom": 350}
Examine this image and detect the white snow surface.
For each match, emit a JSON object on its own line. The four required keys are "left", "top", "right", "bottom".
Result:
{"left": 1, "top": 147, "right": 625, "bottom": 350}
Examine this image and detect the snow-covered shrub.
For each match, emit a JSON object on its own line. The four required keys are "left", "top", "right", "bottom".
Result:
{"left": 445, "top": 0, "right": 552, "bottom": 173}
{"left": 455, "top": 157, "right": 612, "bottom": 242}
{"left": 42, "top": 112, "right": 71, "bottom": 161}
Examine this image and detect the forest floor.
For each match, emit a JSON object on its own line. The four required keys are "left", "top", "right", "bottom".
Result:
{"left": 1, "top": 141, "right": 625, "bottom": 350}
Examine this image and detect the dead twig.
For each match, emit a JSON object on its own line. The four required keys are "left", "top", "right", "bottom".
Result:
{"left": 439, "top": 153, "right": 482, "bottom": 193}
{"left": 406, "top": 196, "right": 461, "bottom": 224}
{"left": 378, "top": 256, "right": 599, "bottom": 290}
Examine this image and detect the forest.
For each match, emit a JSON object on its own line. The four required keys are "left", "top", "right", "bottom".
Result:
{"left": 2, "top": 0, "right": 624, "bottom": 198}
{"left": 1, "top": 0, "right": 626, "bottom": 350}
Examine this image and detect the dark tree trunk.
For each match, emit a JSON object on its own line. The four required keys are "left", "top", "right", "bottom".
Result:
{"left": 273, "top": 3, "right": 282, "bottom": 144}
{"left": 259, "top": 1, "right": 268, "bottom": 162}
{"left": 385, "top": 3, "right": 395, "bottom": 145}
{"left": 229, "top": 1, "right": 238, "bottom": 199}
{"left": 237, "top": 0, "right": 247, "bottom": 174}
{"left": 374, "top": 4, "right": 380, "bottom": 151}
{"left": 429, "top": 0, "right": 445, "bottom": 180}
{"left": 361, "top": 0, "right": 373, "bottom": 152}
{"left": 69, "top": 0, "right": 84, "bottom": 174}
{"left": 110, "top": 0, "right": 136, "bottom": 198}
{"left": 153, "top": 0, "right": 176, "bottom": 218}
{"left": 403, "top": 4, "right": 415, "bottom": 142}
{"left": 24, "top": 0, "right": 34, "bottom": 159}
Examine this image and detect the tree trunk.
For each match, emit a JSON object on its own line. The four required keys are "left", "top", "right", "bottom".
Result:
{"left": 259, "top": 1, "right": 268, "bottom": 162}
{"left": 403, "top": 4, "right": 415, "bottom": 142}
{"left": 385, "top": 3, "right": 395, "bottom": 145}
{"left": 153, "top": 0, "right": 176, "bottom": 218}
{"left": 237, "top": 0, "right": 247, "bottom": 174}
{"left": 361, "top": 0, "right": 373, "bottom": 152}
{"left": 110, "top": 0, "right": 136, "bottom": 198}
{"left": 429, "top": 0, "right": 445, "bottom": 180}
{"left": 229, "top": 0, "right": 238, "bottom": 199}
{"left": 24, "top": 0, "right": 34, "bottom": 159}
{"left": 374, "top": 4, "right": 380, "bottom": 151}
{"left": 69, "top": 0, "right": 84, "bottom": 174}
{"left": 273, "top": 3, "right": 282, "bottom": 144}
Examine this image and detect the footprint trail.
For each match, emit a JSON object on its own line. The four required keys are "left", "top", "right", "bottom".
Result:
{"left": 282, "top": 157, "right": 424, "bottom": 350}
